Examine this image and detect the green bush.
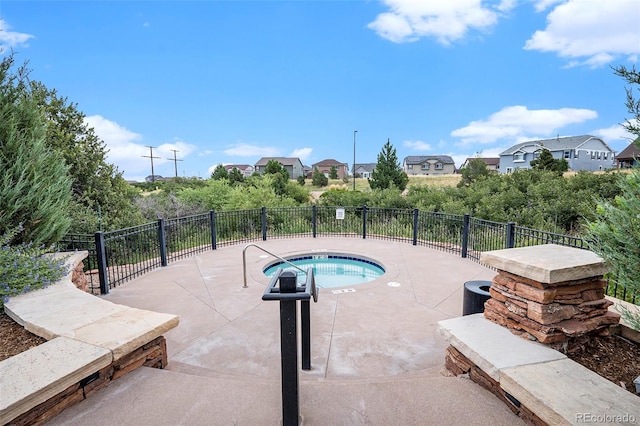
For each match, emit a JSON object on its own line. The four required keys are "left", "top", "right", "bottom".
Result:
{"left": 0, "top": 226, "right": 68, "bottom": 308}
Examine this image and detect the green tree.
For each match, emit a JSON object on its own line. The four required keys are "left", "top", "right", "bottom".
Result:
{"left": 530, "top": 148, "right": 569, "bottom": 174}
{"left": 458, "top": 158, "right": 491, "bottom": 188}
{"left": 23, "top": 62, "right": 144, "bottom": 232}
{"left": 228, "top": 167, "right": 245, "bottom": 185}
{"left": 211, "top": 164, "right": 229, "bottom": 180}
{"left": 586, "top": 167, "right": 640, "bottom": 321}
{"left": 263, "top": 160, "right": 290, "bottom": 195}
{"left": 370, "top": 139, "right": 409, "bottom": 191}
{"left": 0, "top": 56, "right": 72, "bottom": 245}
{"left": 329, "top": 166, "right": 338, "bottom": 179}
{"left": 312, "top": 167, "right": 329, "bottom": 187}
{"left": 613, "top": 65, "right": 640, "bottom": 140}
{"left": 297, "top": 175, "right": 306, "bottom": 186}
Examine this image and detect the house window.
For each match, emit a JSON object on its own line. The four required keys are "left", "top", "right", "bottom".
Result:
{"left": 575, "top": 150, "right": 579, "bottom": 158}
{"left": 421, "top": 164, "right": 430, "bottom": 170}
{"left": 435, "top": 163, "right": 443, "bottom": 170}
{"left": 505, "top": 167, "right": 513, "bottom": 174}
{"left": 591, "top": 151, "right": 596, "bottom": 159}
{"left": 514, "top": 153, "right": 524, "bottom": 162}
{"left": 603, "top": 152, "right": 608, "bottom": 160}
{"left": 408, "top": 164, "right": 413, "bottom": 169}
{"left": 564, "top": 151, "right": 570, "bottom": 159}
{"left": 597, "top": 152, "right": 601, "bottom": 159}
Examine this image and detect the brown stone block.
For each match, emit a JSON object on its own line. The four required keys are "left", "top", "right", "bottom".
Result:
{"left": 489, "top": 286, "right": 510, "bottom": 302}
{"left": 498, "top": 270, "right": 604, "bottom": 289}
{"left": 444, "top": 346, "right": 472, "bottom": 376}
{"left": 485, "top": 299, "right": 567, "bottom": 344}
{"left": 505, "top": 300, "right": 528, "bottom": 317}
{"left": 10, "top": 383, "right": 84, "bottom": 426}
{"left": 526, "top": 301, "right": 577, "bottom": 325}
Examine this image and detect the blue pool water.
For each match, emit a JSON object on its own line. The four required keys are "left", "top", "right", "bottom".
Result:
{"left": 263, "top": 254, "right": 385, "bottom": 288}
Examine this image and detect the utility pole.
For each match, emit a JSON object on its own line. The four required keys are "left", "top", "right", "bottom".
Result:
{"left": 142, "top": 146, "right": 161, "bottom": 182}
{"left": 353, "top": 130, "right": 358, "bottom": 191}
{"left": 168, "top": 149, "right": 183, "bottom": 178}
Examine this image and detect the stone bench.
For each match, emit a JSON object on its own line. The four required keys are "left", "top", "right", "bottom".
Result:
{"left": 439, "top": 312, "right": 640, "bottom": 425}
{"left": 0, "top": 251, "right": 179, "bottom": 425}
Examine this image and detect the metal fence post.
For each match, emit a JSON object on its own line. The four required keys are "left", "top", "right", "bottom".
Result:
{"left": 158, "top": 218, "right": 168, "bottom": 267}
{"left": 261, "top": 206, "right": 267, "bottom": 241}
{"left": 461, "top": 214, "right": 470, "bottom": 258}
{"left": 94, "top": 232, "right": 109, "bottom": 294}
{"left": 362, "top": 205, "right": 368, "bottom": 239}
{"left": 506, "top": 222, "right": 516, "bottom": 249}
{"left": 412, "top": 208, "right": 419, "bottom": 246}
{"left": 210, "top": 210, "right": 217, "bottom": 250}
{"left": 312, "top": 205, "right": 317, "bottom": 238}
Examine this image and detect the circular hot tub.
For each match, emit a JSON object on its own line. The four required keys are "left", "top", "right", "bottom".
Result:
{"left": 263, "top": 253, "right": 385, "bottom": 288}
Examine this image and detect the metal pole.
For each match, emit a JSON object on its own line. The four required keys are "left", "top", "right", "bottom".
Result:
{"left": 353, "top": 130, "right": 358, "bottom": 191}
{"left": 278, "top": 271, "right": 299, "bottom": 426}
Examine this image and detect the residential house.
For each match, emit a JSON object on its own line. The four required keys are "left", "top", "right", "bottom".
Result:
{"left": 403, "top": 156, "right": 455, "bottom": 176}
{"left": 254, "top": 157, "right": 305, "bottom": 179}
{"left": 311, "top": 159, "right": 349, "bottom": 179}
{"left": 353, "top": 163, "right": 376, "bottom": 179}
{"left": 224, "top": 164, "right": 254, "bottom": 177}
{"left": 499, "top": 135, "right": 615, "bottom": 174}
{"left": 616, "top": 140, "right": 639, "bottom": 168}
{"left": 144, "top": 175, "right": 167, "bottom": 183}
{"left": 460, "top": 157, "right": 500, "bottom": 173}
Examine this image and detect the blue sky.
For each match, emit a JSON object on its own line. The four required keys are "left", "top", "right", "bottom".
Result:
{"left": 1, "top": 0, "right": 639, "bottom": 181}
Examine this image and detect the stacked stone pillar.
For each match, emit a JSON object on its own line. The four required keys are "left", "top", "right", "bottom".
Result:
{"left": 479, "top": 244, "right": 620, "bottom": 347}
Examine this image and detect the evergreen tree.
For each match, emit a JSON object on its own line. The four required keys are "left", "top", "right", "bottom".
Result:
{"left": 329, "top": 166, "right": 338, "bottom": 179}
{"left": 370, "top": 139, "right": 409, "bottom": 190}
{"left": 211, "top": 164, "right": 229, "bottom": 180}
{"left": 263, "top": 160, "right": 289, "bottom": 195}
{"left": 0, "top": 57, "right": 72, "bottom": 245}
{"left": 7, "top": 55, "right": 145, "bottom": 232}
{"left": 530, "top": 148, "right": 568, "bottom": 174}
{"left": 458, "top": 158, "right": 491, "bottom": 188}
{"left": 228, "top": 167, "right": 245, "bottom": 185}
{"left": 612, "top": 64, "right": 640, "bottom": 140}
{"left": 312, "top": 167, "right": 328, "bottom": 187}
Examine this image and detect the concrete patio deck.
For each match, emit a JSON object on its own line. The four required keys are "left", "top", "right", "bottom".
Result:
{"left": 48, "top": 238, "right": 524, "bottom": 425}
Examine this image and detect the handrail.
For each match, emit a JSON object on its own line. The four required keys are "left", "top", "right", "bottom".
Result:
{"left": 242, "top": 243, "right": 307, "bottom": 288}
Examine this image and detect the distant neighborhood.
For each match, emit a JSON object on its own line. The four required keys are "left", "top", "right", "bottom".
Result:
{"left": 142, "top": 135, "right": 638, "bottom": 183}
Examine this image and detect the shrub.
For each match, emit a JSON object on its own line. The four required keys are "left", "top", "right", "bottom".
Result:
{"left": 0, "top": 226, "right": 68, "bottom": 308}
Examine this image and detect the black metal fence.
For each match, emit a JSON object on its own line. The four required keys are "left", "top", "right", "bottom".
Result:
{"left": 58, "top": 206, "right": 636, "bottom": 303}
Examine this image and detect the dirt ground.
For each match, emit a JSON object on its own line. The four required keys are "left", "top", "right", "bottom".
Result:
{"left": 1, "top": 311, "right": 638, "bottom": 396}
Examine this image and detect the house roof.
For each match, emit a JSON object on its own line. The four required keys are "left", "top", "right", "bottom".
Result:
{"left": 617, "top": 140, "right": 640, "bottom": 160}
{"left": 500, "top": 135, "right": 612, "bottom": 155}
{"left": 353, "top": 163, "right": 377, "bottom": 172}
{"left": 224, "top": 164, "right": 252, "bottom": 171}
{"left": 312, "top": 159, "right": 347, "bottom": 167}
{"left": 255, "top": 157, "right": 302, "bottom": 166}
{"left": 461, "top": 157, "right": 500, "bottom": 167}
{"left": 404, "top": 155, "right": 455, "bottom": 165}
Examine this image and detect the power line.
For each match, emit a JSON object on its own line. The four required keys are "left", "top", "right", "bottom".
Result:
{"left": 142, "top": 146, "right": 161, "bottom": 182}
{"left": 168, "top": 149, "right": 183, "bottom": 178}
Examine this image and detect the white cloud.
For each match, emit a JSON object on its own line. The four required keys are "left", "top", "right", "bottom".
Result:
{"left": 451, "top": 105, "right": 598, "bottom": 144}
{"left": 0, "top": 18, "right": 34, "bottom": 52}
{"left": 198, "top": 149, "right": 214, "bottom": 157}
{"left": 532, "top": 0, "right": 564, "bottom": 12}
{"left": 592, "top": 122, "right": 638, "bottom": 143}
{"left": 368, "top": 0, "right": 514, "bottom": 44}
{"left": 290, "top": 147, "right": 313, "bottom": 161}
{"left": 524, "top": 0, "right": 640, "bottom": 67}
{"left": 223, "top": 144, "right": 280, "bottom": 157}
{"left": 403, "top": 140, "right": 432, "bottom": 151}
{"left": 85, "top": 115, "right": 195, "bottom": 177}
